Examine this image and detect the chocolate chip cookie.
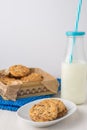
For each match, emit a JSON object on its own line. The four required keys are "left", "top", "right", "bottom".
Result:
{"left": 0, "top": 76, "right": 21, "bottom": 85}
{"left": 29, "top": 99, "right": 58, "bottom": 122}
{"left": 29, "top": 99, "right": 67, "bottom": 122}
{"left": 21, "top": 73, "right": 43, "bottom": 82}
{"left": 9, "top": 65, "right": 30, "bottom": 78}
{"left": 48, "top": 99, "right": 67, "bottom": 118}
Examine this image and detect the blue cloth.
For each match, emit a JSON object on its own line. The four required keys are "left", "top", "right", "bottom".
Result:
{"left": 0, "top": 95, "right": 53, "bottom": 111}
{"left": 58, "top": 78, "right": 61, "bottom": 91}
{"left": 0, "top": 79, "right": 60, "bottom": 111}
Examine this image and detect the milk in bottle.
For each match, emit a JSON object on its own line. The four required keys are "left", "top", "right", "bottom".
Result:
{"left": 61, "top": 32, "right": 87, "bottom": 104}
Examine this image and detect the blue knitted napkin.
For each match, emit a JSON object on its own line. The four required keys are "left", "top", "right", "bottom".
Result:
{"left": 0, "top": 79, "right": 60, "bottom": 111}
{"left": 0, "top": 95, "right": 53, "bottom": 111}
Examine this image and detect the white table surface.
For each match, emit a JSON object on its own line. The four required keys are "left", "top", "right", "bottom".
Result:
{"left": 0, "top": 99, "right": 87, "bottom": 130}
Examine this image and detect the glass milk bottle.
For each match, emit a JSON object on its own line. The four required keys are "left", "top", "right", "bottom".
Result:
{"left": 61, "top": 31, "right": 87, "bottom": 104}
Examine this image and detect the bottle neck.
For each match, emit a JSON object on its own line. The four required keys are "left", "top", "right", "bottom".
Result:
{"left": 65, "top": 36, "right": 86, "bottom": 63}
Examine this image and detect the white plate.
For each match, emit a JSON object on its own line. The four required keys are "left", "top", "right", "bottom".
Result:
{"left": 17, "top": 98, "right": 77, "bottom": 128}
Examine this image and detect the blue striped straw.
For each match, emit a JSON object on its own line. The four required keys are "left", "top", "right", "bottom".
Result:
{"left": 69, "top": 0, "right": 82, "bottom": 63}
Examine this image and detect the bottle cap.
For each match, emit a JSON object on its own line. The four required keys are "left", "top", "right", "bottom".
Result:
{"left": 66, "top": 31, "right": 85, "bottom": 36}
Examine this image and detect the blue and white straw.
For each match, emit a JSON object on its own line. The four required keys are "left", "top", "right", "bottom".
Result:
{"left": 69, "top": 0, "right": 82, "bottom": 63}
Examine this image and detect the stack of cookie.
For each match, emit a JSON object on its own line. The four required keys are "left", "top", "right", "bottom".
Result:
{"left": 0, "top": 65, "right": 58, "bottom": 101}
{"left": 29, "top": 99, "right": 67, "bottom": 122}
{"left": 0, "top": 65, "right": 43, "bottom": 85}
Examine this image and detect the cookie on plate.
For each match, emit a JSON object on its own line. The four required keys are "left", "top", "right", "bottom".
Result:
{"left": 57, "top": 108, "right": 67, "bottom": 118}
{"left": 21, "top": 73, "right": 43, "bottom": 82}
{"left": 9, "top": 65, "right": 30, "bottom": 78}
{"left": 29, "top": 99, "right": 58, "bottom": 122}
{"left": 29, "top": 99, "right": 67, "bottom": 122}
{"left": 48, "top": 99, "right": 67, "bottom": 118}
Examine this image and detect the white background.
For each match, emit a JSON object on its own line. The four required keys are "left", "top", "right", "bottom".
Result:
{"left": 0, "top": 0, "right": 87, "bottom": 78}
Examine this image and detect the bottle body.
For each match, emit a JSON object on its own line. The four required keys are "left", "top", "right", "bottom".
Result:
{"left": 61, "top": 32, "right": 87, "bottom": 104}
{"left": 61, "top": 63, "right": 87, "bottom": 104}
